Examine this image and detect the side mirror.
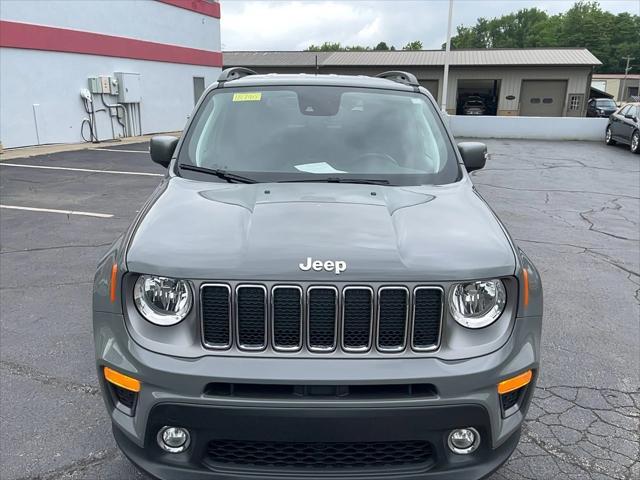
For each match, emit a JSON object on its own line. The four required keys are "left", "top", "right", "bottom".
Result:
{"left": 150, "top": 136, "right": 179, "bottom": 168}
{"left": 624, "top": 114, "right": 636, "bottom": 121}
{"left": 457, "top": 142, "right": 488, "bottom": 172}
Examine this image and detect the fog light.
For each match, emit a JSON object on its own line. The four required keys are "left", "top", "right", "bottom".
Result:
{"left": 157, "top": 426, "right": 191, "bottom": 453}
{"left": 448, "top": 428, "right": 480, "bottom": 454}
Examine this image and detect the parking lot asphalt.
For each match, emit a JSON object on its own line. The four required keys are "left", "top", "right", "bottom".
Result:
{"left": 1, "top": 139, "right": 638, "bottom": 479}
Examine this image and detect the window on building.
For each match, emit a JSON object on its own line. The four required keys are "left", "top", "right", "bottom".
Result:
{"left": 568, "top": 94, "right": 583, "bottom": 111}
{"left": 193, "top": 77, "right": 205, "bottom": 106}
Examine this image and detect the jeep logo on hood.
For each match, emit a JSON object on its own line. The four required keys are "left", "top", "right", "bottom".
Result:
{"left": 299, "top": 257, "right": 347, "bottom": 275}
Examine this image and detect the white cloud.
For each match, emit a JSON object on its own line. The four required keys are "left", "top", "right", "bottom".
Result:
{"left": 220, "top": 0, "right": 639, "bottom": 51}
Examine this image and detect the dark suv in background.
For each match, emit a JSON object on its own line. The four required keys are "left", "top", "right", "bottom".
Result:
{"left": 587, "top": 97, "right": 618, "bottom": 117}
{"left": 605, "top": 103, "right": 640, "bottom": 154}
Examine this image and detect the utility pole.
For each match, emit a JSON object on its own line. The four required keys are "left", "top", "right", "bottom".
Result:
{"left": 441, "top": 0, "right": 454, "bottom": 113}
{"left": 621, "top": 56, "right": 634, "bottom": 102}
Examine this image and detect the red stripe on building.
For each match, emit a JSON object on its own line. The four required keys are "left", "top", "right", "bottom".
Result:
{"left": 156, "top": 0, "right": 220, "bottom": 18}
{"left": 0, "top": 20, "right": 222, "bottom": 67}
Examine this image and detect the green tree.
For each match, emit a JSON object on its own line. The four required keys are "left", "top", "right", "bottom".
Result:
{"left": 447, "top": 1, "right": 639, "bottom": 73}
{"left": 305, "top": 42, "right": 343, "bottom": 52}
{"left": 403, "top": 40, "right": 423, "bottom": 50}
{"left": 304, "top": 41, "right": 399, "bottom": 52}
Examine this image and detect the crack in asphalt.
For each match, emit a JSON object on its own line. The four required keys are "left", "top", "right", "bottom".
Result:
{"left": 0, "top": 280, "right": 93, "bottom": 291}
{"left": 578, "top": 198, "right": 639, "bottom": 242}
{"left": 514, "top": 238, "right": 640, "bottom": 282}
{"left": 474, "top": 182, "right": 640, "bottom": 201}
{"left": 495, "top": 386, "right": 640, "bottom": 480}
{"left": 13, "top": 448, "right": 121, "bottom": 480}
{"left": 0, "top": 242, "right": 111, "bottom": 254}
{"left": 0, "top": 360, "right": 100, "bottom": 396}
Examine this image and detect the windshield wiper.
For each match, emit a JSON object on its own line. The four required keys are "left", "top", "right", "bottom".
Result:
{"left": 179, "top": 164, "right": 257, "bottom": 184}
{"left": 280, "top": 177, "right": 390, "bottom": 185}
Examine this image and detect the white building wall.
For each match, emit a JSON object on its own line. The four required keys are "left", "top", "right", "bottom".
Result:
{"left": 0, "top": 0, "right": 221, "bottom": 52}
{"left": 1, "top": 49, "right": 219, "bottom": 147}
{"left": 0, "top": 0, "right": 221, "bottom": 148}
{"left": 448, "top": 115, "right": 608, "bottom": 141}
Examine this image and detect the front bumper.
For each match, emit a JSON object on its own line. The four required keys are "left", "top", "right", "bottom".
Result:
{"left": 94, "top": 311, "right": 540, "bottom": 479}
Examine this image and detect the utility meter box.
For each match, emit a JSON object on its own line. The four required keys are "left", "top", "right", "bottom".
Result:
{"left": 115, "top": 72, "right": 141, "bottom": 103}
{"left": 109, "top": 77, "right": 119, "bottom": 96}
{"left": 88, "top": 76, "right": 102, "bottom": 94}
{"left": 100, "top": 76, "right": 111, "bottom": 94}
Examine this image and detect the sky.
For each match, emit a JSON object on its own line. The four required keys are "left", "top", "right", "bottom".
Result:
{"left": 220, "top": 0, "right": 639, "bottom": 51}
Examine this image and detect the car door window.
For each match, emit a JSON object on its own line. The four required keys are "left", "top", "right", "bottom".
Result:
{"left": 619, "top": 105, "right": 631, "bottom": 116}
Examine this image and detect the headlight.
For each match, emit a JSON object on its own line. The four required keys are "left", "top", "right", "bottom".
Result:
{"left": 449, "top": 279, "right": 506, "bottom": 329}
{"left": 133, "top": 275, "right": 193, "bottom": 326}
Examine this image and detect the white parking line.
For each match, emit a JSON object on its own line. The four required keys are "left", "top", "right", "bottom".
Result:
{"left": 90, "top": 148, "right": 148, "bottom": 153}
{"left": 0, "top": 163, "right": 163, "bottom": 177}
{"left": 0, "top": 205, "right": 114, "bottom": 218}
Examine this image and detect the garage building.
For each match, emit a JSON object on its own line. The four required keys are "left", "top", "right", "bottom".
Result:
{"left": 0, "top": 0, "right": 222, "bottom": 149}
{"left": 592, "top": 73, "right": 640, "bottom": 103}
{"left": 224, "top": 49, "right": 601, "bottom": 118}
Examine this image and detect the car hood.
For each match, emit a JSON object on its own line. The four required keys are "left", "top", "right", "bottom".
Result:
{"left": 126, "top": 177, "right": 516, "bottom": 281}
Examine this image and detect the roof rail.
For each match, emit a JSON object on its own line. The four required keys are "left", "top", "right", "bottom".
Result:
{"left": 376, "top": 71, "right": 419, "bottom": 87}
{"left": 218, "top": 67, "right": 258, "bottom": 83}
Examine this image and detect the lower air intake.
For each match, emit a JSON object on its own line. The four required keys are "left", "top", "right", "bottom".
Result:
{"left": 206, "top": 439, "right": 433, "bottom": 469}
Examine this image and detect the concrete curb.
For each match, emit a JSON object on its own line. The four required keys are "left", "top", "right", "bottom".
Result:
{"left": 0, "top": 132, "right": 181, "bottom": 161}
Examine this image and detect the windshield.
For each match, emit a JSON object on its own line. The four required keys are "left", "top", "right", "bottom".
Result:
{"left": 178, "top": 86, "right": 459, "bottom": 185}
{"left": 596, "top": 99, "right": 616, "bottom": 108}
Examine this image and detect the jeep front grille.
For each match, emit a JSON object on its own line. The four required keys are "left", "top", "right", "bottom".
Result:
{"left": 377, "top": 287, "right": 409, "bottom": 351}
{"left": 342, "top": 287, "right": 373, "bottom": 352}
{"left": 271, "top": 286, "right": 303, "bottom": 351}
{"left": 235, "top": 285, "right": 267, "bottom": 350}
{"left": 307, "top": 287, "right": 338, "bottom": 352}
{"left": 200, "top": 284, "right": 443, "bottom": 354}
{"left": 201, "top": 284, "right": 232, "bottom": 348}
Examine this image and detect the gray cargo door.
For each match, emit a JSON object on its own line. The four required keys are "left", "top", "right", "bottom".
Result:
{"left": 519, "top": 80, "right": 567, "bottom": 117}
{"left": 419, "top": 80, "right": 438, "bottom": 100}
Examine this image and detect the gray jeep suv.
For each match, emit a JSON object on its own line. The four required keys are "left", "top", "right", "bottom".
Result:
{"left": 93, "top": 68, "right": 543, "bottom": 479}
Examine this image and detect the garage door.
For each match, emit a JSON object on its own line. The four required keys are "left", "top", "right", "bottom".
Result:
{"left": 519, "top": 80, "right": 567, "bottom": 117}
{"left": 420, "top": 80, "right": 438, "bottom": 100}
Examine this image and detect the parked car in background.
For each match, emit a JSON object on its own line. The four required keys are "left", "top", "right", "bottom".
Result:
{"left": 463, "top": 98, "right": 486, "bottom": 115}
{"left": 587, "top": 98, "right": 618, "bottom": 117}
{"left": 605, "top": 103, "right": 639, "bottom": 154}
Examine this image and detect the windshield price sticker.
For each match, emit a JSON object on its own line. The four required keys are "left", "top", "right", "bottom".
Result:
{"left": 233, "top": 92, "right": 262, "bottom": 102}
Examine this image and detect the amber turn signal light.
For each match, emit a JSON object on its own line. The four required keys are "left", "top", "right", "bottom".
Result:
{"left": 104, "top": 367, "right": 141, "bottom": 393}
{"left": 498, "top": 370, "right": 532, "bottom": 395}
{"left": 522, "top": 268, "right": 529, "bottom": 307}
{"left": 109, "top": 264, "right": 118, "bottom": 303}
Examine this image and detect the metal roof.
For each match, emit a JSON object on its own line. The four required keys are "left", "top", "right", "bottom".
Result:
{"left": 592, "top": 73, "right": 640, "bottom": 79}
{"left": 224, "top": 49, "right": 601, "bottom": 67}
{"left": 223, "top": 51, "right": 333, "bottom": 67}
